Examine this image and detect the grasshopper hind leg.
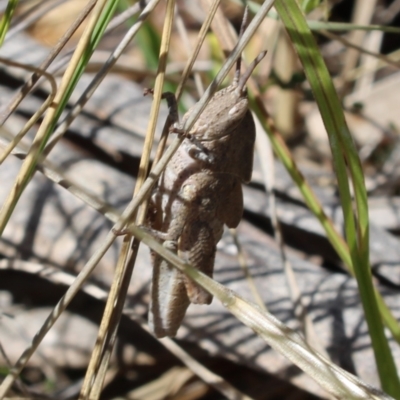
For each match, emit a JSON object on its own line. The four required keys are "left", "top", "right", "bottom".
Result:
{"left": 149, "top": 242, "right": 190, "bottom": 338}
{"left": 180, "top": 220, "right": 222, "bottom": 305}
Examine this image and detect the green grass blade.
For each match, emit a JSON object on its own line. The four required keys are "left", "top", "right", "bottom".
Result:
{"left": 250, "top": 95, "right": 400, "bottom": 348}
{"left": 0, "top": 0, "right": 19, "bottom": 46}
{"left": 274, "top": 0, "right": 400, "bottom": 396}
{"left": 46, "top": 0, "right": 119, "bottom": 137}
{"left": 308, "top": 21, "right": 400, "bottom": 33}
{"left": 136, "top": 21, "right": 161, "bottom": 70}
{"left": 300, "top": 0, "right": 322, "bottom": 14}
{"left": 245, "top": 1, "right": 400, "bottom": 33}
{"left": 0, "top": 0, "right": 120, "bottom": 234}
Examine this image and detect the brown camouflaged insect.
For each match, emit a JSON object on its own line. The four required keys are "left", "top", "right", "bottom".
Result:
{"left": 147, "top": 21, "right": 266, "bottom": 338}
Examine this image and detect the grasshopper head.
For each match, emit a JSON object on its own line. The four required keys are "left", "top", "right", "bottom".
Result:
{"left": 192, "top": 51, "right": 266, "bottom": 142}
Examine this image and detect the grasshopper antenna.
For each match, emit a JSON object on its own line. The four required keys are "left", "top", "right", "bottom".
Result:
{"left": 234, "top": 5, "right": 249, "bottom": 85}
{"left": 237, "top": 50, "right": 267, "bottom": 95}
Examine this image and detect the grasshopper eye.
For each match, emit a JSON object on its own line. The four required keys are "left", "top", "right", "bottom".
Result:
{"left": 181, "top": 183, "right": 197, "bottom": 201}
{"left": 229, "top": 105, "right": 240, "bottom": 115}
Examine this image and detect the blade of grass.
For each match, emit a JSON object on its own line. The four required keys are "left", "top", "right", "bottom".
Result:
{"left": 1, "top": 121, "right": 395, "bottom": 399}
{"left": 250, "top": 93, "right": 400, "bottom": 344}
{"left": 81, "top": 0, "right": 173, "bottom": 396}
{"left": 275, "top": 0, "right": 400, "bottom": 396}
{"left": 205, "top": 1, "right": 326, "bottom": 355}
{"left": 0, "top": 0, "right": 96, "bottom": 125}
{"left": 182, "top": 0, "right": 276, "bottom": 134}
{"left": 175, "top": 0, "right": 222, "bottom": 99}
{"left": 151, "top": 331, "right": 254, "bottom": 400}
{"left": 308, "top": 21, "right": 400, "bottom": 34}
{"left": 254, "top": 120, "right": 330, "bottom": 358}
{"left": 243, "top": 2, "right": 400, "bottom": 34}
{"left": 44, "top": 0, "right": 159, "bottom": 154}
{"left": 0, "top": 77, "right": 394, "bottom": 399}
{"left": 78, "top": 237, "right": 131, "bottom": 399}
{"left": 0, "top": 0, "right": 118, "bottom": 235}
{"left": 0, "top": 0, "right": 19, "bottom": 45}
{"left": 320, "top": 29, "right": 400, "bottom": 70}
{"left": 124, "top": 223, "right": 394, "bottom": 400}
{"left": 0, "top": 257, "right": 254, "bottom": 400}
{"left": 136, "top": 19, "right": 161, "bottom": 68}
{"left": 153, "top": 0, "right": 221, "bottom": 161}
{"left": 0, "top": 57, "right": 57, "bottom": 163}
{"left": 5, "top": 0, "right": 66, "bottom": 40}
{"left": 0, "top": 23, "right": 266, "bottom": 392}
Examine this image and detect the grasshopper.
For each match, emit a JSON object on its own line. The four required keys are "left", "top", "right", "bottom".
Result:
{"left": 147, "top": 31, "right": 265, "bottom": 338}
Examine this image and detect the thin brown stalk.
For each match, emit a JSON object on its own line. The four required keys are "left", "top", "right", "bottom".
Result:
{"left": 230, "top": 228, "right": 267, "bottom": 312}
{"left": 174, "top": 7, "right": 205, "bottom": 96}
{"left": 0, "top": 0, "right": 109, "bottom": 235}
{"left": 0, "top": 259, "right": 254, "bottom": 400}
{"left": 6, "top": 0, "right": 66, "bottom": 40}
{"left": 0, "top": 57, "right": 57, "bottom": 163}
{"left": 43, "top": 1, "right": 145, "bottom": 77}
{"left": 0, "top": 0, "right": 96, "bottom": 125}
{"left": 81, "top": 1, "right": 176, "bottom": 397}
{"left": 0, "top": 2, "right": 276, "bottom": 391}
{"left": 255, "top": 120, "right": 329, "bottom": 359}
{"left": 322, "top": 29, "right": 400, "bottom": 71}
{"left": 200, "top": 0, "right": 269, "bottom": 316}
{"left": 338, "top": 0, "right": 377, "bottom": 95}
{"left": 147, "top": 328, "right": 254, "bottom": 400}
{"left": 175, "top": 0, "right": 221, "bottom": 100}
{"left": 43, "top": 0, "right": 160, "bottom": 156}
{"left": 152, "top": 0, "right": 220, "bottom": 171}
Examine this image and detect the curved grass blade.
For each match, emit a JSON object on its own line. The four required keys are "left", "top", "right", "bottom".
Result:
{"left": 275, "top": 0, "right": 400, "bottom": 396}
{"left": 128, "top": 223, "right": 395, "bottom": 400}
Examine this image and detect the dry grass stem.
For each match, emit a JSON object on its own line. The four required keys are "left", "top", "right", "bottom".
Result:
{"left": 0, "top": 57, "right": 57, "bottom": 163}
{"left": 0, "top": 0, "right": 110, "bottom": 235}
{"left": 44, "top": 0, "right": 160, "bottom": 156}
{"left": 0, "top": 0, "right": 96, "bottom": 125}
{"left": 1, "top": 1, "right": 400, "bottom": 398}
{"left": 81, "top": 0, "right": 175, "bottom": 396}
